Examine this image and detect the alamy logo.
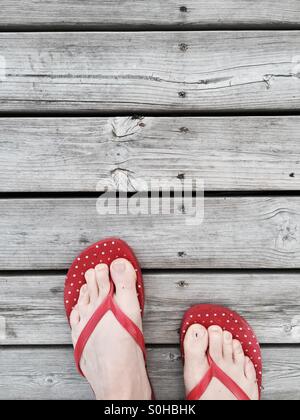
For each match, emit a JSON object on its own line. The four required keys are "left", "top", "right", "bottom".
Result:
{"left": 96, "top": 176, "right": 205, "bottom": 226}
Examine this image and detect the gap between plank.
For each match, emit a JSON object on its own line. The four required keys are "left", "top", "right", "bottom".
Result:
{"left": 2, "top": 268, "right": 300, "bottom": 276}
{"left": 1, "top": 191, "right": 300, "bottom": 199}
{"left": 0, "top": 110, "right": 300, "bottom": 118}
{"left": 0, "top": 25, "right": 300, "bottom": 32}
{"left": 0, "top": 343, "right": 298, "bottom": 350}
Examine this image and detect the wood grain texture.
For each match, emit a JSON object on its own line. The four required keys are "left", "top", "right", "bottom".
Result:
{"left": 0, "top": 1, "right": 299, "bottom": 28}
{"left": 1, "top": 197, "right": 300, "bottom": 270}
{"left": 0, "top": 273, "right": 299, "bottom": 345}
{"left": 0, "top": 346, "right": 298, "bottom": 400}
{"left": 0, "top": 32, "right": 299, "bottom": 112}
{"left": 1, "top": 117, "right": 300, "bottom": 192}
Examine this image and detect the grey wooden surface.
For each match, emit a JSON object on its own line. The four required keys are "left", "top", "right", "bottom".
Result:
{"left": 0, "top": 32, "right": 299, "bottom": 112}
{"left": 0, "top": 346, "right": 299, "bottom": 400}
{"left": 0, "top": 273, "right": 299, "bottom": 345}
{"left": 1, "top": 117, "right": 300, "bottom": 192}
{"left": 0, "top": 0, "right": 299, "bottom": 401}
{"left": 0, "top": 0, "right": 299, "bottom": 28}
{"left": 0, "top": 197, "right": 299, "bottom": 270}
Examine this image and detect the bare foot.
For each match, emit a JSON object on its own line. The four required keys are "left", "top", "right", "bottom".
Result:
{"left": 70, "top": 258, "right": 152, "bottom": 400}
{"left": 184, "top": 325, "right": 259, "bottom": 400}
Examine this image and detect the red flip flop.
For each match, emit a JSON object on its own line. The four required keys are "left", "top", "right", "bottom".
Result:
{"left": 180, "top": 304, "right": 263, "bottom": 401}
{"left": 64, "top": 238, "right": 147, "bottom": 379}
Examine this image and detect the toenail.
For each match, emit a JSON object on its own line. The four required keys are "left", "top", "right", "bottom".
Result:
{"left": 96, "top": 264, "right": 107, "bottom": 271}
{"left": 112, "top": 260, "right": 126, "bottom": 272}
{"left": 210, "top": 326, "right": 221, "bottom": 333}
{"left": 224, "top": 332, "right": 232, "bottom": 341}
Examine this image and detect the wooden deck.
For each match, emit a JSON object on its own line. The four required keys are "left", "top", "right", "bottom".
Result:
{"left": 0, "top": 0, "right": 300, "bottom": 400}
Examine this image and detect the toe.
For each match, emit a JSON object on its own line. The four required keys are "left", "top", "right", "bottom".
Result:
{"left": 78, "top": 284, "right": 90, "bottom": 308}
{"left": 233, "top": 339, "right": 245, "bottom": 365}
{"left": 183, "top": 324, "right": 209, "bottom": 394}
{"left": 184, "top": 324, "right": 208, "bottom": 362}
{"left": 223, "top": 331, "right": 233, "bottom": 362}
{"left": 110, "top": 258, "right": 137, "bottom": 290}
{"left": 85, "top": 269, "right": 98, "bottom": 302}
{"left": 244, "top": 357, "right": 257, "bottom": 381}
{"left": 70, "top": 306, "right": 80, "bottom": 328}
{"left": 208, "top": 325, "right": 224, "bottom": 362}
{"left": 95, "top": 264, "right": 110, "bottom": 300}
{"left": 110, "top": 258, "right": 141, "bottom": 326}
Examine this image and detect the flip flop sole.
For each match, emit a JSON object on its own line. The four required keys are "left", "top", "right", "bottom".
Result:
{"left": 64, "top": 237, "right": 144, "bottom": 321}
{"left": 180, "top": 304, "right": 263, "bottom": 397}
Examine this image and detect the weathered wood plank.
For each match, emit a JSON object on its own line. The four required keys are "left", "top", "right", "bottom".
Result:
{"left": 0, "top": 273, "right": 299, "bottom": 345}
{"left": 1, "top": 117, "right": 300, "bottom": 192}
{"left": 0, "top": 346, "right": 298, "bottom": 400}
{"left": 1, "top": 197, "right": 300, "bottom": 270}
{"left": 0, "top": 1, "right": 299, "bottom": 28}
{"left": 0, "top": 32, "right": 299, "bottom": 112}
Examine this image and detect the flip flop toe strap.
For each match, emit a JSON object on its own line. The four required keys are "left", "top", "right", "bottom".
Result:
{"left": 74, "top": 284, "right": 146, "bottom": 376}
{"left": 187, "top": 354, "right": 251, "bottom": 401}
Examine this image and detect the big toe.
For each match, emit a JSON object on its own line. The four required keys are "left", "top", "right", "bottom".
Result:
{"left": 110, "top": 258, "right": 141, "bottom": 327}
{"left": 184, "top": 324, "right": 208, "bottom": 361}
{"left": 183, "top": 324, "right": 209, "bottom": 394}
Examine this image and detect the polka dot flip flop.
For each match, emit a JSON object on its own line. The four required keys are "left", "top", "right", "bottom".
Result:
{"left": 64, "top": 238, "right": 147, "bottom": 377}
{"left": 180, "top": 304, "right": 263, "bottom": 400}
